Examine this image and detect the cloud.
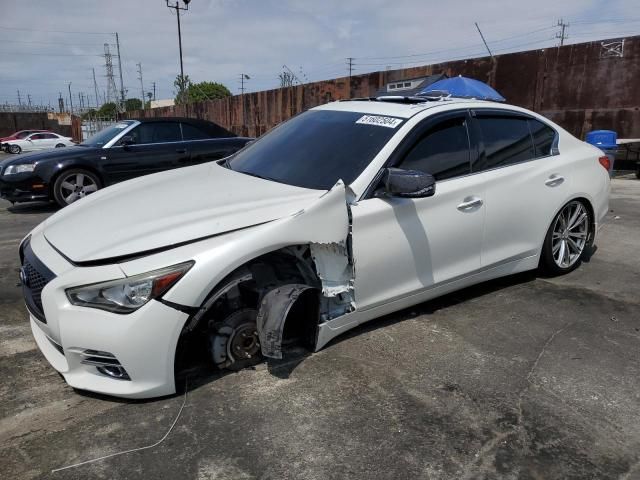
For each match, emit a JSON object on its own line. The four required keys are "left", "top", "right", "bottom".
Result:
{"left": 0, "top": 0, "right": 637, "bottom": 106}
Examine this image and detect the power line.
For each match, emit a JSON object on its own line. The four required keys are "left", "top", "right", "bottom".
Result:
{"left": 475, "top": 22, "right": 493, "bottom": 58}
{"left": 0, "top": 25, "right": 113, "bottom": 35}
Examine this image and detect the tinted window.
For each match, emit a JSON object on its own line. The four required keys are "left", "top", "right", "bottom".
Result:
{"left": 398, "top": 117, "right": 470, "bottom": 180}
{"left": 42, "top": 133, "right": 58, "bottom": 139}
{"left": 528, "top": 119, "right": 556, "bottom": 157}
{"left": 129, "top": 122, "right": 181, "bottom": 144}
{"left": 228, "top": 110, "right": 403, "bottom": 190}
{"left": 475, "top": 116, "right": 535, "bottom": 171}
{"left": 30, "top": 134, "right": 45, "bottom": 140}
{"left": 81, "top": 121, "right": 135, "bottom": 147}
{"left": 181, "top": 123, "right": 209, "bottom": 140}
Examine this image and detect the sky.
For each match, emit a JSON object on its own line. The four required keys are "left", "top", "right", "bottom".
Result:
{"left": 1, "top": 0, "right": 638, "bottom": 109}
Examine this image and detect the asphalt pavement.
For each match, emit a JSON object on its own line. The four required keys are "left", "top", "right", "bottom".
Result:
{"left": 1, "top": 158, "right": 639, "bottom": 479}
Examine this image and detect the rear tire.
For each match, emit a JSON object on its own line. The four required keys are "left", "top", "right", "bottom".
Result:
{"left": 540, "top": 200, "right": 592, "bottom": 276}
{"left": 52, "top": 169, "right": 101, "bottom": 207}
{"left": 8, "top": 144, "right": 21, "bottom": 154}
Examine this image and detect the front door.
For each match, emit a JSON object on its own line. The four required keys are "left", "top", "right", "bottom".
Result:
{"left": 351, "top": 112, "right": 485, "bottom": 310}
{"left": 102, "top": 121, "right": 190, "bottom": 184}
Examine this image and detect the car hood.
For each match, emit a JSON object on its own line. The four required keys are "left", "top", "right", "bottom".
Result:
{"left": 0, "top": 146, "right": 91, "bottom": 166}
{"left": 42, "top": 162, "right": 324, "bottom": 263}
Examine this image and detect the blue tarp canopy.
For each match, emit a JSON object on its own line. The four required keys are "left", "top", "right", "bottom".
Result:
{"left": 418, "top": 75, "right": 505, "bottom": 101}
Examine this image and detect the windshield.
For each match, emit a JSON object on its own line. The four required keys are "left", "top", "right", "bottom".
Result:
{"left": 228, "top": 110, "right": 404, "bottom": 190}
{"left": 16, "top": 131, "right": 31, "bottom": 139}
{"left": 80, "top": 121, "right": 135, "bottom": 147}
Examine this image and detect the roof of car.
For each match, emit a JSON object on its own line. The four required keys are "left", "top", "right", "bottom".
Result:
{"left": 313, "top": 98, "right": 519, "bottom": 119}
{"left": 129, "top": 116, "right": 236, "bottom": 138}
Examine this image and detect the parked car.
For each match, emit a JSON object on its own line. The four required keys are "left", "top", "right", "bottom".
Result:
{"left": 4, "top": 132, "right": 74, "bottom": 154}
{"left": 0, "top": 117, "right": 251, "bottom": 206}
{"left": 0, "top": 129, "right": 50, "bottom": 151}
{"left": 20, "top": 98, "right": 609, "bottom": 398}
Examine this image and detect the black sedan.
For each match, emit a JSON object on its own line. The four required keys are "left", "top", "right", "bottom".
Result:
{"left": 0, "top": 117, "right": 251, "bottom": 206}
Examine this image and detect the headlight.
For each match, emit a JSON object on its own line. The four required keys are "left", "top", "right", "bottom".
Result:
{"left": 4, "top": 163, "right": 35, "bottom": 175}
{"left": 66, "top": 261, "right": 193, "bottom": 314}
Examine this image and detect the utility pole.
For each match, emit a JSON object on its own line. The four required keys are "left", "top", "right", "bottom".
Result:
{"left": 115, "top": 32, "right": 126, "bottom": 110}
{"left": 68, "top": 82, "right": 74, "bottom": 114}
{"left": 475, "top": 22, "right": 494, "bottom": 58}
{"left": 78, "top": 92, "right": 83, "bottom": 111}
{"left": 17, "top": 89, "right": 22, "bottom": 107}
{"left": 152, "top": 82, "right": 156, "bottom": 102}
{"left": 58, "top": 92, "right": 64, "bottom": 113}
{"left": 239, "top": 73, "right": 249, "bottom": 95}
{"left": 104, "top": 43, "right": 119, "bottom": 106}
{"left": 166, "top": 1, "right": 191, "bottom": 97}
{"left": 92, "top": 68, "right": 100, "bottom": 110}
{"left": 346, "top": 57, "right": 354, "bottom": 98}
{"left": 27, "top": 94, "right": 32, "bottom": 108}
{"left": 556, "top": 19, "right": 569, "bottom": 46}
{"left": 136, "top": 62, "right": 145, "bottom": 108}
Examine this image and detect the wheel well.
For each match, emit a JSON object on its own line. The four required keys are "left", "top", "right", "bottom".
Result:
{"left": 174, "top": 245, "right": 323, "bottom": 375}
{"left": 48, "top": 166, "right": 104, "bottom": 200}
{"left": 573, "top": 197, "right": 596, "bottom": 243}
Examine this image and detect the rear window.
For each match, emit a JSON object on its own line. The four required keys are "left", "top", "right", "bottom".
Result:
{"left": 474, "top": 116, "right": 535, "bottom": 171}
{"left": 181, "top": 123, "right": 210, "bottom": 140}
{"left": 528, "top": 119, "right": 557, "bottom": 157}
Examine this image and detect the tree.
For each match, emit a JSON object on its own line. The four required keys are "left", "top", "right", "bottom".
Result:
{"left": 124, "top": 98, "right": 143, "bottom": 112}
{"left": 174, "top": 75, "right": 231, "bottom": 104}
{"left": 97, "top": 102, "right": 118, "bottom": 118}
{"left": 174, "top": 74, "right": 191, "bottom": 105}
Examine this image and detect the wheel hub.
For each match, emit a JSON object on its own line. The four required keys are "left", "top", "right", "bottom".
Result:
{"left": 228, "top": 323, "right": 260, "bottom": 360}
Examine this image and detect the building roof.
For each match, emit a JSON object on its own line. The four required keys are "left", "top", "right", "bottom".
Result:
{"left": 375, "top": 73, "right": 448, "bottom": 97}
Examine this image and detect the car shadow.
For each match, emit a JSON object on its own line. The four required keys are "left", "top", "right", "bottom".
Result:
{"left": 75, "top": 270, "right": 538, "bottom": 404}
{"left": 7, "top": 201, "right": 58, "bottom": 215}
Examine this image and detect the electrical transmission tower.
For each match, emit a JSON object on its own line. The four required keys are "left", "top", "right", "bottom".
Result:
{"left": 556, "top": 19, "right": 569, "bottom": 46}
{"left": 137, "top": 62, "right": 145, "bottom": 108}
{"left": 104, "top": 43, "right": 120, "bottom": 107}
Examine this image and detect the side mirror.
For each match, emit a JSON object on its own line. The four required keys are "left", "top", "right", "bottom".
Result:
{"left": 120, "top": 135, "right": 135, "bottom": 147}
{"left": 382, "top": 167, "right": 436, "bottom": 198}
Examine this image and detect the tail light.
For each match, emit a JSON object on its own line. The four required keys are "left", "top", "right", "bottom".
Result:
{"left": 598, "top": 156, "right": 610, "bottom": 171}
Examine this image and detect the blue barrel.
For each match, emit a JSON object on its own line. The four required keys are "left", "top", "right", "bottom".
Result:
{"left": 585, "top": 130, "right": 617, "bottom": 149}
{"left": 586, "top": 130, "right": 617, "bottom": 176}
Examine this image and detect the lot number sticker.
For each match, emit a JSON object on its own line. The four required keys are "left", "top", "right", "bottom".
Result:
{"left": 356, "top": 115, "right": 403, "bottom": 129}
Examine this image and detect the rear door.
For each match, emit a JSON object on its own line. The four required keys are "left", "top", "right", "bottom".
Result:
{"left": 351, "top": 110, "right": 486, "bottom": 309}
{"left": 40, "top": 133, "right": 60, "bottom": 148}
{"left": 102, "top": 121, "right": 190, "bottom": 184}
{"left": 470, "top": 110, "right": 568, "bottom": 267}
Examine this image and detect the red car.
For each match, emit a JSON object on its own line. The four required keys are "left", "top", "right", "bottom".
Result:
{"left": 1, "top": 130, "right": 50, "bottom": 151}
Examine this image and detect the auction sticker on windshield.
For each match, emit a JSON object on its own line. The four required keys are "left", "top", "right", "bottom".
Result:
{"left": 355, "top": 115, "right": 403, "bottom": 129}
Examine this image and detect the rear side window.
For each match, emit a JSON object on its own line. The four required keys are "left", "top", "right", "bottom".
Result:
{"left": 42, "top": 133, "right": 58, "bottom": 139}
{"left": 181, "top": 123, "right": 209, "bottom": 140}
{"left": 398, "top": 117, "right": 471, "bottom": 180}
{"left": 129, "top": 122, "right": 181, "bottom": 144}
{"left": 528, "top": 119, "right": 556, "bottom": 157}
{"left": 30, "top": 134, "right": 44, "bottom": 140}
{"left": 475, "top": 116, "right": 535, "bottom": 171}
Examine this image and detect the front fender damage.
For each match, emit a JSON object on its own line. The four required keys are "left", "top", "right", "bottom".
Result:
{"left": 256, "top": 180, "right": 356, "bottom": 358}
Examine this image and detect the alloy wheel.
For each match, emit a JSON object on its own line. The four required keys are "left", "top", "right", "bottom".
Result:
{"left": 58, "top": 172, "right": 98, "bottom": 204}
{"left": 551, "top": 201, "right": 589, "bottom": 269}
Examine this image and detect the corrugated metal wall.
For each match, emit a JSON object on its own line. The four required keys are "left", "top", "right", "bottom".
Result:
{"left": 127, "top": 35, "right": 640, "bottom": 140}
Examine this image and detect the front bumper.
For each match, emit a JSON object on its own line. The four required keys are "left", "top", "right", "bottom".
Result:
{"left": 0, "top": 173, "right": 50, "bottom": 202}
{"left": 24, "top": 234, "right": 190, "bottom": 399}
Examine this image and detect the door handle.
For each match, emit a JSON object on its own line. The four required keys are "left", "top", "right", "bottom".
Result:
{"left": 545, "top": 174, "right": 565, "bottom": 187}
{"left": 457, "top": 196, "right": 483, "bottom": 211}
{"left": 175, "top": 148, "right": 188, "bottom": 154}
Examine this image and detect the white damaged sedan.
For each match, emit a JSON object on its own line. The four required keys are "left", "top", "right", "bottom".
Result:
{"left": 21, "top": 98, "right": 610, "bottom": 398}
